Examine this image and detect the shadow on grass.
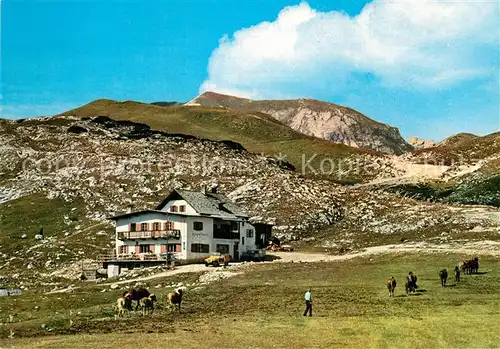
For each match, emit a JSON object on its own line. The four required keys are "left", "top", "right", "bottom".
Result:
{"left": 474, "top": 271, "right": 488, "bottom": 275}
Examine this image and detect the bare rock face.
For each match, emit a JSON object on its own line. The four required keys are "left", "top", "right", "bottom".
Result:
{"left": 408, "top": 136, "right": 435, "bottom": 149}
{"left": 187, "top": 92, "right": 413, "bottom": 155}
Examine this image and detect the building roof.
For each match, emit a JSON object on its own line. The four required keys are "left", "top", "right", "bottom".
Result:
{"left": 108, "top": 209, "right": 184, "bottom": 220}
{"left": 155, "top": 189, "right": 249, "bottom": 220}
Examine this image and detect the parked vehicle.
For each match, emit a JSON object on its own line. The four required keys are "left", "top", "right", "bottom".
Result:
{"left": 240, "top": 249, "right": 266, "bottom": 262}
{"left": 204, "top": 253, "right": 231, "bottom": 267}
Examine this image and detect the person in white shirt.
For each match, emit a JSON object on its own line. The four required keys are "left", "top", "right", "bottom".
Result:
{"left": 303, "top": 288, "right": 312, "bottom": 316}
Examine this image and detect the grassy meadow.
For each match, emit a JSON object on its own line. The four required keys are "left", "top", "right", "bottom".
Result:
{"left": 2, "top": 252, "right": 499, "bottom": 348}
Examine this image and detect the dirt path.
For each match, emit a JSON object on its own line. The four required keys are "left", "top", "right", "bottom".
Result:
{"left": 270, "top": 240, "right": 500, "bottom": 263}
{"left": 96, "top": 240, "right": 500, "bottom": 288}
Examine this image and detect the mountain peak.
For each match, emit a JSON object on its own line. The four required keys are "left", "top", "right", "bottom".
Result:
{"left": 187, "top": 92, "right": 413, "bottom": 155}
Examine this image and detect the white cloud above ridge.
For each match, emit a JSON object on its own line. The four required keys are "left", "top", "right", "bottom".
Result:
{"left": 201, "top": 0, "right": 499, "bottom": 99}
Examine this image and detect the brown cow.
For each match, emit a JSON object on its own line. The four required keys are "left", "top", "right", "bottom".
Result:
{"left": 167, "top": 288, "right": 183, "bottom": 313}
{"left": 125, "top": 287, "right": 150, "bottom": 311}
{"left": 116, "top": 292, "right": 132, "bottom": 317}
{"left": 386, "top": 277, "right": 397, "bottom": 297}
{"left": 139, "top": 294, "right": 157, "bottom": 315}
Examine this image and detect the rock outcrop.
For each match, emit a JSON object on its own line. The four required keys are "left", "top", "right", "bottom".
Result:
{"left": 408, "top": 136, "right": 435, "bottom": 149}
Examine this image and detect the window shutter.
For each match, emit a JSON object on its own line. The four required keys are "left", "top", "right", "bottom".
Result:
{"left": 135, "top": 246, "right": 140, "bottom": 254}
{"left": 150, "top": 244, "right": 156, "bottom": 253}
{"left": 128, "top": 223, "right": 132, "bottom": 232}
{"left": 175, "top": 244, "right": 181, "bottom": 252}
{"left": 160, "top": 244, "right": 167, "bottom": 253}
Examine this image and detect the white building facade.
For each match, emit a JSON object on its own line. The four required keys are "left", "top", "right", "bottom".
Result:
{"left": 110, "top": 189, "right": 271, "bottom": 261}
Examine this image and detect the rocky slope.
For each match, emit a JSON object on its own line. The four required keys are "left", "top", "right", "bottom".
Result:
{"left": 186, "top": 92, "right": 413, "bottom": 155}
{"left": 58, "top": 99, "right": 387, "bottom": 181}
{"left": 408, "top": 136, "right": 435, "bottom": 149}
{"left": 0, "top": 116, "right": 498, "bottom": 290}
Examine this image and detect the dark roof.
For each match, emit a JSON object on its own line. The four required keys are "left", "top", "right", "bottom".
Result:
{"left": 108, "top": 210, "right": 184, "bottom": 220}
{"left": 155, "top": 189, "right": 248, "bottom": 219}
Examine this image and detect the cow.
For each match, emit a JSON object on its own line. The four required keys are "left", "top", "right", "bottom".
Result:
{"left": 405, "top": 272, "right": 418, "bottom": 295}
{"left": 116, "top": 292, "right": 132, "bottom": 317}
{"left": 386, "top": 277, "right": 397, "bottom": 297}
{"left": 125, "top": 287, "right": 151, "bottom": 311}
{"left": 167, "top": 288, "right": 183, "bottom": 313}
{"left": 439, "top": 269, "right": 448, "bottom": 287}
{"left": 454, "top": 266, "right": 460, "bottom": 283}
{"left": 139, "top": 294, "right": 157, "bottom": 315}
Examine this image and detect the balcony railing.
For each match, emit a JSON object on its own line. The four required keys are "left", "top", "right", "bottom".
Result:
{"left": 213, "top": 229, "right": 240, "bottom": 240}
{"left": 118, "top": 230, "right": 181, "bottom": 240}
{"left": 97, "top": 252, "right": 180, "bottom": 262}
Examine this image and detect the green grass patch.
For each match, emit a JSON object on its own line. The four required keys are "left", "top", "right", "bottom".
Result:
{"left": 2, "top": 253, "right": 500, "bottom": 348}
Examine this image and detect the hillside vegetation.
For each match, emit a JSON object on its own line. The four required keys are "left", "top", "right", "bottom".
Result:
{"left": 59, "top": 99, "right": 378, "bottom": 178}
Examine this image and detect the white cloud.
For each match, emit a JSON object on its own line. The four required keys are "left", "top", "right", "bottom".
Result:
{"left": 201, "top": 0, "right": 499, "bottom": 98}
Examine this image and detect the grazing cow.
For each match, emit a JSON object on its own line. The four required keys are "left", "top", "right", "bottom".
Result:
{"left": 139, "top": 294, "right": 157, "bottom": 315}
{"left": 386, "top": 277, "right": 397, "bottom": 297}
{"left": 439, "top": 269, "right": 448, "bottom": 287}
{"left": 126, "top": 287, "right": 151, "bottom": 311}
{"left": 459, "top": 257, "right": 479, "bottom": 275}
{"left": 167, "top": 288, "right": 183, "bottom": 313}
{"left": 454, "top": 266, "right": 460, "bottom": 283}
{"left": 471, "top": 257, "right": 479, "bottom": 274}
{"left": 405, "top": 272, "right": 418, "bottom": 295}
{"left": 117, "top": 292, "right": 132, "bottom": 317}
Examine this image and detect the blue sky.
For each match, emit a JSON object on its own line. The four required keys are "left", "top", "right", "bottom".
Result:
{"left": 2, "top": 0, "right": 499, "bottom": 141}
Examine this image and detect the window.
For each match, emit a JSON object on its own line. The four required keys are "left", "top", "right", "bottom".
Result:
{"left": 170, "top": 205, "right": 178, "bottom": 212}
{"left": 139, "top": 245, "right": 151, "bottom": 253}
{"left": 153, "top": 222, "right": 160, "bottom": 231}
{"left": 168, "top": 244, "right": 181, "bottom": 252}
{"left": 163, "top": 221, "right": 174, "bottom": 230}
{"left": 191, "top": 243, "right": 209, "bottom": 253}
{"left": 141, "top": 223, "right": 148, "bottom": 231}
{"left": 193, "top": 221, "right": 203, "bottom": 231}
{"left": 119, "top": 245, "right": 128, "bottom": 254}
{"left": 246, "top": 229, "right": 254, "bottom": 238}
{"left": 179, "top": 205, "right": 186, "bottom": 212}
{"left": 242, "top": 237, "right": 245, "bottom": 245}
{"left": 216, "top": 244, "right": 230, "bottom": 254}
{"left": 129, "top": 223, "right": 137, "bottom": 232}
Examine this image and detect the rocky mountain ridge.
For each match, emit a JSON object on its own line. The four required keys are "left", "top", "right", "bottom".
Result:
{"left": 186, "top": 91, "right": 413, "bottom": 155}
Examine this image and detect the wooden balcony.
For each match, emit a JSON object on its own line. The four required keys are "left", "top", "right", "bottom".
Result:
{"left": 97, "top": 253, "right": 168, "bottom": 262}
{"left": 117, "top": 229, "right": 181, "bottom": 240}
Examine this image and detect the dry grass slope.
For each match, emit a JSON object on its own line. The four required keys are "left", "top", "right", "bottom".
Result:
{"left": 59, "top": 99, "right": 376, "bottom": 176}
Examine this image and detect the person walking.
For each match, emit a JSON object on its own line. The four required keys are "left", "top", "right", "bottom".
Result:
{"left": 303, "top": 288, "right": 312, "bottom": 317}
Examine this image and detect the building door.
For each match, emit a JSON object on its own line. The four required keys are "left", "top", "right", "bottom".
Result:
{"left": 233, "top": 243, "right": 239, "bottom": 261}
